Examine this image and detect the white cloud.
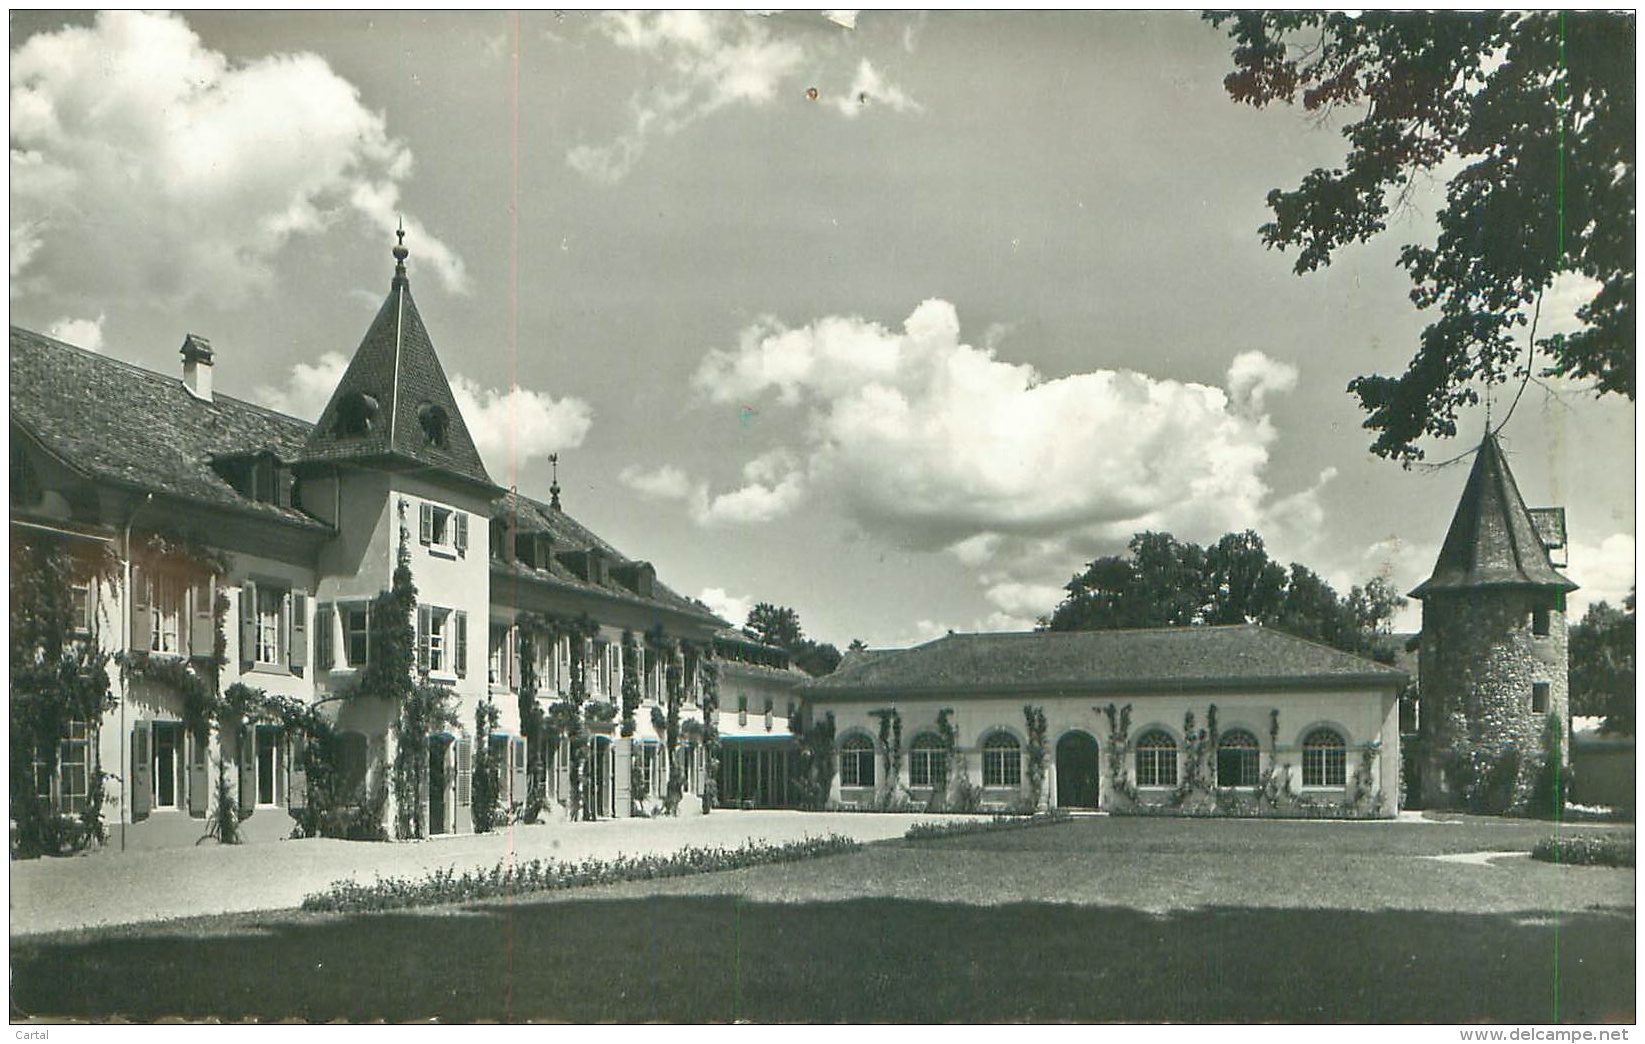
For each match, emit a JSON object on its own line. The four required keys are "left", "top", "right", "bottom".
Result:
{"left": 822, "top": 11, "right": 860, "bottom": 30}
{"left": 255, "top": 355, "right": 591, "bottom": 476}
{"left": 699, "top": 587, "right": 753, "bottom": 628}
{"left": 1568, "top": 532, "right": 1636, "bottom": 618}
{"left": 10, "top": 11, "right": 468, "bottom": 306}
{"left": 45, "top": 313, "right": 105, "bottom": 351}
{"left": 684, "top": 299, "right": 1319, "bottom": 621}
{"left": 623, "top": 450, "right": 806, "bottom": 527}
{"left": 570, "top": 11, "right": 917, "bottom": 182}
{"left": 255, "top": 352, "right": 351, "bottom": 419}
{"left": 448, "top": 376, "right": 594, "bottom": 478}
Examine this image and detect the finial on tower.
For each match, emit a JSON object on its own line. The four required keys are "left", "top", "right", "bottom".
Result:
{"left": 392, "top": 219, "right": 409, "bottom": 284}
{"left": 549, "top": 453, "right": 562, "bottom": 510}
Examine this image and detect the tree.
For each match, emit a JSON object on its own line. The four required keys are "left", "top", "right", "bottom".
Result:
{"left": 744, "top": 602, "right": 841, "bottom": 677}
{"left": 1569, "top": 590, "right": 1635, "bottom": 734}
{"left": 1208, "top": 11, "right": 1635, "bottom": 462}
{"left": 745, "top": 602, "right": 803, "bottom": 650}
{"left": 1047, "top": 529, "right": 1404, "bottom": 662}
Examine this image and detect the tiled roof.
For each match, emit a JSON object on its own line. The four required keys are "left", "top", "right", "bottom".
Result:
{"left": 299, "top": 256, "right": 495, "bottom": 491}
{"left": 1412, "top": 433, "right": 1578, "bottom": 597}
{"left": 806, "top": 625, "right": 1407, "bottom": 698}
{"left": 489, "top": 489, "right": 726, "bottom": 626}
{"left": 10, "top": 326, "right": 329, "bottom": 532}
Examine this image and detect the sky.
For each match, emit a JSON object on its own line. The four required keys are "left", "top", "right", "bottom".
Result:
{"left": 9, "top": 10, "right": 1636, "bottom": 649}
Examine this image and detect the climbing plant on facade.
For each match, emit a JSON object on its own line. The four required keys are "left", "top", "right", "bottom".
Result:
{"left": 871, "top": 707, "right": 905, "bottom": 810}
{"left": 1023, "top": 705, "right": 1048, "bottom": 811}
{"left": 471, "top": 698, "right": 503, "bottom": 832}
{"left": 696, "top": 643, "right": 720, "bottom": 814}
{"left": 10, "top": 534, "right": 119, "bottom": 857}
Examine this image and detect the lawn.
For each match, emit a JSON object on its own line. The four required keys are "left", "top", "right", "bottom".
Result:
{"left": 11, "top": 816, "right": 1634, "bottom": 1023}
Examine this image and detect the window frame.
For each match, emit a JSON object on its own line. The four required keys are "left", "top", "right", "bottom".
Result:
{"left": 152, "top": 721, "right": 185, "bottom": 810}
{"left": 839, "top": 735, "right": 875, "bottom": 788}
{"left": 1531, "top": 681, "right": 1551, "bottom": 714}
{"left": 982, "top": 731, "right": 1022, "bottom": 788}
{"left": 343, "top": 603, "right": 371, "bottom": 668}
{"left": 909, "top": 733, "right": 944, "bottom": 787}
{"left": 254, "top": 724, "right": 285, "bottom": 807}
{"left": 1301, "top": 728, "right": 1348, "bottom": 788}
{"left": 1134, "top": 730, "right": 1178, "bottom": 788}
{"left": 1215, "top": 729, "right": 1262, "bottom": 788}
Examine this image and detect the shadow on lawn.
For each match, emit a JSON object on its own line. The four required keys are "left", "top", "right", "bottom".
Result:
{"left": 11, "top": 896, "right": 1634, "bottom": 1024}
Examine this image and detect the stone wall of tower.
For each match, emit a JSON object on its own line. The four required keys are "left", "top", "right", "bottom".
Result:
{"left": 1419, "top": 589, "right": 1569, "bottom": 810}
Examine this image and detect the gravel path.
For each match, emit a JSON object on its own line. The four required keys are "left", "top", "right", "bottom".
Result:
{"left": 9, "top": 811, "right": 956, "bottom": 936}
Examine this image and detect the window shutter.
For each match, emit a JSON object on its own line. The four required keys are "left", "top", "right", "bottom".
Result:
{"left": 131, "top": 722, "right": 152, "bottom": 820}
{"left": 419, "top": 503, "right": 433, "bottom": 545}
{"left": 239, "top": 580, "right": 257, "bottom": 669}
{"left": 188, "top": 576, "right": 215, "bottom": 660}
{"left": 454, "top": 611, "right": 468, "bottom": 678}
{"left": 363, "top": 602, "right": 372, "bottom": 666}
{"left": 130, "top": 566, "right": 152, "bottom": 654}
{"left": 239, "top": 727, "right": 257, "bottom": 815}
{"left": 187, "top": 730, "right": 209, "bottom": 818}
{"left": 511, "top": 736, "right": 527, "bottom": 805}
{"left": 506, "top": 627, "right": 519, "bottom": 691}
{"left": 315, "top": 603, "right": 335, "bottom": 670}
{"left": 454, "top": 512, "right": 468, "bottom": 556}
{"left": 416, "top": 606, "right": 431, "bottom": 674}
{"left": 289, "top": 591, "right": 309, "bottom": 671}
{"left": 456, "top": 736, "right": 473, "bottom": 806}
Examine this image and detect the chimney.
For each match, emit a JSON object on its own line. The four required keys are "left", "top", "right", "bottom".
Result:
{"left": 181, "top": 333, "right": 214, "bottom": 402}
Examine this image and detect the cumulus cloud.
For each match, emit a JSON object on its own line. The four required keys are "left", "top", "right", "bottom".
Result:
{"left": 569, "top": 11, "right": 917, "bottom": 182}
{"left": 449, "top": 376, "right": 595, "bottom": 478}
{"left": 45, "top": 313, "right": 105, "bottom": 351}
{"left": 254, "top": 356, "right": 590, "bottom": 475}
{"left": 1568, "top": 531, "right": 1636, "bottom": 617}
{"left": 700, "top": 587, "right": 754, "bottom": 628}
{"left": 623, "top": 449, "right": 806, "bottom": 527}
{"left": 10, "top": 11, "right": 467, "bottom": 307}
{"left": 255, "top": 352, "right": 351, "bottom": 419}
{"left": 681, "top": 299, "right": 1320, "bottom": 621}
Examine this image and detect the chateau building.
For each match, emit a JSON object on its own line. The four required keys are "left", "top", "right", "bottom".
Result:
{"left": 10, "top": 237, "right": 804, "bottom": 850}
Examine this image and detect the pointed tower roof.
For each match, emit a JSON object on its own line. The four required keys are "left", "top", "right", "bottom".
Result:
{"left": 298, "top": 232, "right": 496, "bottom": 493}
{"left": 1411, "top": 432, "right": 1577, "bottom": 598}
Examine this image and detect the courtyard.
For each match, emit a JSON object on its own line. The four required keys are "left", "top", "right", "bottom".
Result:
{"left": 9, "top": 812, "right": 1634, "bottom": 1023}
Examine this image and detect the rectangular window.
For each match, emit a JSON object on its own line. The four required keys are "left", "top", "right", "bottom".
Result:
{"left": 255, "top": 585, "right": 283, "bottom": 665}
{"left": 910, "top": 746, "right": 940, "bottom": 787}
{"left": 70, "top": 583, "right": 93, "bottom": 636}
{"left": 315, "top": 603, "right": 335, "bottom": 670}
{"left": 344, "top": 604, "right": 370, "bottom": 667}
{"left": 59, "top": 720, "right": 92, "bottom": 812}
{"left": 489, "top": 624, "right": 509, "bottom": 686}
{"left": 840, "top": 744, "right": 875, "bottom": 788}
{"left": 419, "top": 502, "right": 468, "bottom": 557}
{"left": 150, "top": 575, "right": 182, "bottom": 655}
{"left": 419, "top": 606, "right": 452, "bottom": 675}
{"left": 1532, "top": 682, "right": 1551, "bottom": 714}
{"left": 1532, "top": 606, "right": 1551, "bottom": 637}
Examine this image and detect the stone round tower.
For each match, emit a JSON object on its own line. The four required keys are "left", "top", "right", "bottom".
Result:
{"left": 1412, "top": 433, "right": 1577, "bottom": 813}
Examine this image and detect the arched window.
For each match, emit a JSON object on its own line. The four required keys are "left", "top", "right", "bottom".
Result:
{"left": 982, "top": 732, "right": 1021, "bottom": 787}
{"left": 1135, "top": 730, "right": 1178, "bottom": 787}
{"left": 839, "top": 734, "right": 875, "bottom": 788}
{"left": 1216, "top": 729, "right": 1261, "bottom": 787}
{"left": 1302, "top": 728, "right": 1348, "bottom": 787}
{"left": 909, "top": 732, "right": 944, "bottom": 787}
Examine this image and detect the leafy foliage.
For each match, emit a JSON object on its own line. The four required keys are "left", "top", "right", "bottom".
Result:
{"left": 790, "top": 709, "right": 837, "bottom": 810}
{"left": 1531, "top": 831, "right": 1635, "bottom": 867}
{"left": 903, "top": 810, "right": 1070, "bottom": 841}
{"left": 1023, "top": 705, "right": 1048, "bottom": 811}
{"left": 743, "top": 601, "right": 842, "bottom": 677}
{"left": 11, "top": 535, "right": 118, "bottom": 857}
{"left": 1208, "top": 11, "right": 1636, "bottom": 461}
{"left": 1569, "top": 590, "right": 1635, "bottom": 734}
{"left": 471, "top": 699, "right": 503, "bottom": 833}
{"left": 1047, "top": 529, "right": 1403, "bottom": 662}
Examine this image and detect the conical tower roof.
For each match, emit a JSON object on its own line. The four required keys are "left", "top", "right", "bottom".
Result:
{"left": 299, "top": 234, "right": 495, "bottom": 493}
{"left": 1411, "top": 432, "right": 1577, "bottom": 598}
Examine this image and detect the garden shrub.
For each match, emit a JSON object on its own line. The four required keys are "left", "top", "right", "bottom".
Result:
{"left": 1531, "top": 833, "right": 1634, "bottom": 867}
{"left": 904, "top": 810, "right": 1070, "bottom": 841}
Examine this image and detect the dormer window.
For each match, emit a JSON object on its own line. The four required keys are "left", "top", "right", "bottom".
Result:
{"left": 418, "top": 403, "right": 449, "bottom": 448}
{"left": 334, "top": 392, "right": 379, "bottom": 437}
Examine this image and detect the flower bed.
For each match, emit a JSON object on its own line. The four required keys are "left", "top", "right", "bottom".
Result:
{"left": 301, "top": 833, "right": 862, "bottom": 913}
{"left": 903, "top": 811, "right": 1069, "bottom": 841}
